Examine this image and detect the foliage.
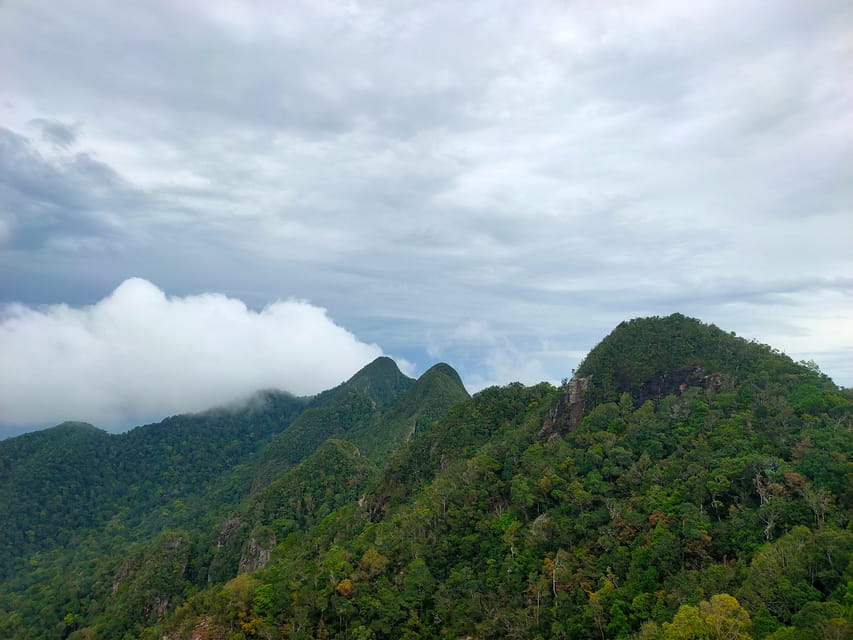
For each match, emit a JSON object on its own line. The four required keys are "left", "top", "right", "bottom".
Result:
{"left": 1, "top": 317, "right": 851, "bottom": 640}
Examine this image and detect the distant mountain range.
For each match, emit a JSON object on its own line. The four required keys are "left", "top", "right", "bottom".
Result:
{"left": 1, "top": 314, "right": 850, "bottom": 639}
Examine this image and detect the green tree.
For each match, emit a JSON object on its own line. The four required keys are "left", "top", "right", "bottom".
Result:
{"left": 662, "top": 594, "right": 752, "bottom": 640}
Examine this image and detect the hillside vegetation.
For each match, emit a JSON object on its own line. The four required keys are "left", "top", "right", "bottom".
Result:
{"left": 1, "top": 315, "right": 850, "bottom": 640}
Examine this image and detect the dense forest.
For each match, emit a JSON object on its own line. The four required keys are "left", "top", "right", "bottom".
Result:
{"left": 1, "top": 314, "right": 850, "bottom": 639}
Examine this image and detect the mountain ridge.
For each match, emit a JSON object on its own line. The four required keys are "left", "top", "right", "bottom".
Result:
{"left": 0, "top": 316, "right": 850, "bottom": 640}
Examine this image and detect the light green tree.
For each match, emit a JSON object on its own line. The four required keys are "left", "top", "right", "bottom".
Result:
{"left": 662, "top": 594, "right": 752, "bottom": 640}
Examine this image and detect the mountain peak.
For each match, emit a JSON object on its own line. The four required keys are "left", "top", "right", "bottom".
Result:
{"left": 408, "top": 362, "right": 469, "bottom": 406}
{"left": 340, "top": 360, "right": 469, "bottom": 460}
{"left": 50, "top": 421, "right": 103, "bottom": 433}
{"left": 419, "top": 362, "right": 466, "bottom": 390}
{"left": 575, "top": 313, "right": 806, "bottom": 405}
{"left": 346, "top": 356, "right": 415, "bottom": 404}
{"left": 32, "top": 421, "right": 107, "bottom": 442}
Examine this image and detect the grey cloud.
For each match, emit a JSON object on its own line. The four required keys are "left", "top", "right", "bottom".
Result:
{"left": 29, "top": 118, "right": 78, "bottom": 148}
{"left": 0, "top": 0, "right": 851, "bottom": 409}
{"left": 0, "top": 127, "right": 145, "bottom": 251}
{"left": 1, "top": 1, "right": 487, "bottom": 142}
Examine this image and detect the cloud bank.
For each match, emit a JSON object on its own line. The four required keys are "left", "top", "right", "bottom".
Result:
{"left": 0, "top": 278, "right": 383, "bottom": 433}
{"left": 1, "top": 0, "right": 851, "bottom": 421}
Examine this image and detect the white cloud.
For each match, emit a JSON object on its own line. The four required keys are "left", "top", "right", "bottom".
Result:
{"left": 462, "top": 341, "right": 562, "bottom": 393}
{"left": 1, "top": 0, "right": 851, "bottom": 414}
{"left": 0, "top": 278, "right": 383, "bottom": 432}
{"left": 451, "top": 320, "right": 498, "bottom": 345}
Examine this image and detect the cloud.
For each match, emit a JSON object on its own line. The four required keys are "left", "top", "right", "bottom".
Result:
{"left": 0, "top": 278, "right": 384, "bottom": 433}
{"left": 462, "top": 343, "right": 560, "bottom": 393}
{"left": 28, "top": 118, "right": 78, "bottom": 148}
{"left": 0, "top": 0, "right": 851, "bottom": 411}
{"left": 0, "top": 126, "right": 144, "bottom": 253}
{"left": 424, "top": 319, "right": 579, "bottom": 393}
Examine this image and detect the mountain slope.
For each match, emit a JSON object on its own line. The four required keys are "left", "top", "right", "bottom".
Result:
{"left": 575, "top": 313, "right": 835, "bottom": 406}
{"left": 254, "top": 357, "right": 415, "bottom": 484}
{"left": 205, "top": 361, "right": 470, "bottom": 583}
{"left": 150, "top": 316, "right": 851, "bottom": 640}
{"left": 345, "top": 361, "right": 471, "bottom": 460}
{"left": 2, "top": 317, "right": 851, "bottom": 640}
{"left": 0, "top": 356, "right": 468, "bottom": 639}
{"left": 0, "top": 422, "right": 112, "bottom": 573}
{"left": 0, "top": 391, "right": 309, "bottom": 579}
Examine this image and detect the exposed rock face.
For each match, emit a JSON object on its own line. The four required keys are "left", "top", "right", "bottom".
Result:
{"left": 369, "top": 492, "right": 391, "bottom": 522}
{"left": 541, "top": 375, "right": 592, "bottom": 439}
{"left": 631, "top": 367, "right": 732, "bottom": 405}
{"left": 216, "top": 516, "right": 242, "bottom": 548}
{"left": 634, "top": 366, "right": 704, "bottom": 404}
{"left": 541, "top": 368, "right": 731, "bottom": 441}
{"left": 566, "top": 375, "right": 590, "bottom": 404}
{"left": 143, "top": 595, "right": 171, "bottom": 621}
{"left": 566, "top": 375, "right": 591, "bottom": 429}
{"left": 239, "top": 530, "right": 275, "bottom": 573}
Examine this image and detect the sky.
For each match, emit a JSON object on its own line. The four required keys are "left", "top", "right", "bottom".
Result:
{"left": 1, "top": 0, "right": 851, "bottom": 436}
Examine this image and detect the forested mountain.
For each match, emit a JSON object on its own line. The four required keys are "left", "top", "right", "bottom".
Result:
{"left": 0, "top": 357, "right": 467, "bottom": 638}
{"left": 1, "top": 315, "right": 851, "bottom": 640}
{"left": 0, "top": 391, "right": 308, "bottom": 578}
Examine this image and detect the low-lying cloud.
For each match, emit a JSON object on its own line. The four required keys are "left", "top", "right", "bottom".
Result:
{"left": 0, "top": 278, "right": 384, "bottom": 434}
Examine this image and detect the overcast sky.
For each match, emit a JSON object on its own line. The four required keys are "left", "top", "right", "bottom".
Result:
{"left": 1, "top": 0, "right": 851, "bottom": 436}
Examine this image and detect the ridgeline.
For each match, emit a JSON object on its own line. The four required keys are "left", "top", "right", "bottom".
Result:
{"left": 1, "top": 315, "right": 850, "bottom": 640}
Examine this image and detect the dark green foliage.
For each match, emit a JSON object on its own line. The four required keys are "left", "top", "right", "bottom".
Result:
{"left": 254, "top": 357, "right": 417, "bottom": 483}
{"left": 0, "top": 392, "right": 308, "bottom": 578}
{"left": 206, "top": 361, "right": 470, "bottom": 581}
{"left": 255, "top": 439, "right": 375, "bottom": 533}
{"left": 0, "top": 357, "right": 467, "bottom": 638}
{"left": 0, "top": 422, "right": 112, "bottom": 571}
{"left": 2, "top": 317, "right": 851, "bottom": 640}
{"left": 575, "top": 314, "right": 832, "bottom": 408}
{"left": 344, "top": 361, "right": 471, "bottom": 460}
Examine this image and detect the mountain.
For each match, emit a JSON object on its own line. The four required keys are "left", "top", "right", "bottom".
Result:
{"left": 574, "top": 313, "right": 833, "bottom": 406}
{"left": 0, "top": 354, "right": 424, "bottom": 570}
{"left": 204, "top": 360, "right": 470, "bottom": 583}
{"left": 254, "top": 356, "right": 417, "bottom": 484}
{"left": 1, "top": 316, "right": 850, "bottom": 640}
{"left": 344, "top": 361, "right": 471, "bottom": 460}
{"left": 0, "top": 391, "right": 309, "bottom": 581}
{"left": 0, "top": 422, "right": 111, "bottom": 569}
{"left": 0, "top": 356, "right": 469, "bottom": 638}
